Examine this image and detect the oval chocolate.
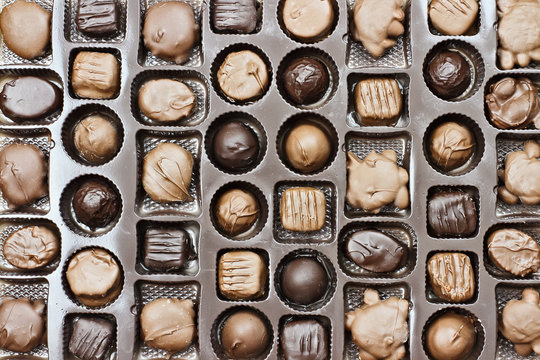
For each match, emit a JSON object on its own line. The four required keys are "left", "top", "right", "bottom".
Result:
{"left": 345, "top": 230, "right": 406, "bottom": 272}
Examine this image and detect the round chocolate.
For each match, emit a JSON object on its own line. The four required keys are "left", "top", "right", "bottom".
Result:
{"left": 0, "top": 298, "right": 45, "bottom": 352}
{"left": 284, "top": 122, "right": 332, "bottom": 173}
{"left": 73, "top": 114, "right": 120, "bottom": 164}
{"left": 427, "top": 50, "right": 471, "bottom": 100}
{"left": 142, "top": 1, "right": 198, "bottom": 64}
{"left": 282, "top": 0, "right": 334, "bottom": 41}
{"left": 213, "top": 121, "right": 259, "bottom": 171}
{"left": 429, "top": 121, "right": 475, "bottom": 171}
{"left": 217, "top": 50, "right": 269, "bottom": 101}
{"left": 283, "top": 57, "right": 329, "bottom": 105}
{"left": 280, "top": 257, "right": 328, "bottom": 306}
{"left": 221, "top": 310, "right": 269, "bottom": 359}
{"left": 425, "top": 312, "right": 476, "bottom": 360}
{"left": 345, "top": 230, "right": 406, "bottom": 273}
{"left": 138, "top": 79, "right": 195, "bottom": 122}
{"left": 3, "top": 226, "right": 58, "bottom": 269}
{"left": 72, "top": 179, "right": 120, "bottom": 230}
{"left": 215, "top": 188, "right": 260, "bottom": 237}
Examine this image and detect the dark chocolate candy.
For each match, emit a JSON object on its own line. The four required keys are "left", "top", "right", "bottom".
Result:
{"left": 68, "top": 316, "right": 114, "bottom": 360}
{"left": 283, "top": 57, "right": 329, "bottom": 105}
{"left": 0, "top": 76, "right": 61, "bottom": 122}
{"left": 212, "top": 121, "right": 259, "bottom": 171}
{"left": 428, "top": 191, "right": 477, "bottom": 237}
{"left": 427, "top": 50, "right": 471, "bottom": 99}
{"left": 143, "top": 228, "right": 194, "bottom": 272}
{"left": 213, "top": 0, "right": 257, "bottom": 33}
{"left": 72, "top": 179, "right": 120, "bottom": 230}
{"left": 281, "top": 319, "right": 328, "bottom": 360}
{"left": 76, "top": 0, "right": 120, "bottom": 37}
{"left": 345, "top": 230, "right": 406, "bottom": 273}
{"left": 280, "top": 257, "right": 328, "bottom": 306}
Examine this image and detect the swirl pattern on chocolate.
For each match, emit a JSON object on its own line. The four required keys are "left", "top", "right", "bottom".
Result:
{"left": 427, "top": 252, "right": 475, "bottom": 302}
{"left": 215, "top": 188, "right": 259, "bottom": 236}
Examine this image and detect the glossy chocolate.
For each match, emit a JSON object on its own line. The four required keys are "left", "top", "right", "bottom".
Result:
{"left": 284, "top": 123, "right": 331, "bottom": 173}
{"left": 280, "top": 319, "right": 328, "bottom": 360}
{"left": 345, "top": 230, "right": 406, "bottom": 273}
{"left": 221, "top": 310, "right": 269, "bottom": 359}
{"left": 283, "top": 57, "right": 329, "bottom": 105}
{"left": 427, "top": 50, "right": 471, "bottom": 99}
{"left": 212, "top": 121, "right": 259, "bottom": 171}
{"left": 68, "top": 316, "right": 114, "bottom": 360}
{"left": 3, "top": 226, "right": 58, "bottom": 269}
{"left": 354, "top": 78, "right": 403, "bottom": 126}
{"left": 429, "top": 122, "right": 475, "bottom": 171}
{"left": 425, "top": 312, "right": 476, "bottom": 360}
{"left": 280, "top": 257, "right": 328, "bottom": 306}
{"left": 427, "top": 191, "right": 477, "bottom": 237}
{"left": 143, "top": 228, "right": 194, "bottom": 272}
{"left": 488, "top": 228, "right": 540, "bottom": 277}
{"left": 427, "top": 252, "right": 475, "bottom": 302}
{"left": 76, "top": 0, "right": 120, "bottom": 37}
{"left": 0, "top": 297, "right": 45, "bottom": 352}
{"left": 213, "top": 0, "right": 257, "bottom": 33}
{"left": 72, "top": 179, "right": 120, "bottom": 230}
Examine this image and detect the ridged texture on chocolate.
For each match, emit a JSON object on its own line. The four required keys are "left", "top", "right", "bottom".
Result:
{"left": 68, "top": 317, "right": 114, "bottom": 360}
{"left": 72, "top": 52, "right": 120, "bottom": 99}
{"left": 143, "top": 228, "right": 194, "bottom": 271}
{"left": 488, "top": 228, "right": 540, "bottom": 277}
{"left": 281, "top": 319, "right": 328, "bottom": 360}
{"left": 76, "top": 0, "right": 120, "bottom": 36}
{"left": 213, "top": 0, "right": 257, "bottom": 33}
{"left": 280, "top": 187, "right": 325, "bottom": 232}
{"left": 427, "top": 252, "right": 475, "bottom": 302}
{"left": 429, "top": 0, "right": 478, "bottom": 36}
{"left": 354, "top": 78, "right": 402, "bottom": 125}
{"left": 345, "top": 230, "right": 406, "bottom": 273}
{"left": 3, "top": 226, "right": 58, "bottom": 269}
{"left": 0, "top": 298, "right": 45, "bottom": 353}
{"left": 427, "top": 191, "right": 477, "bottom": 237}
{"left": 218, "top": 250, "right": 266, "bottom": 300}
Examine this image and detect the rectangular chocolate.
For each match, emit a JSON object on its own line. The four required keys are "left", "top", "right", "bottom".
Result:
{"left": 76, "top": 0, "right": 120, "bottom": 36}
{"left": 218, "top": 250, "right": 266, "bottom": 300}
{"left": 143, "top": 228, "right": 195, "bottom": 272}
{"left": 280, "top": 187, "right": 326, "bottom": 232}
{"left": 213, "top": 0, "right": 257, "bottom": 33}
{"left": 68, "top": 316, "right": 114, "bottom": 360}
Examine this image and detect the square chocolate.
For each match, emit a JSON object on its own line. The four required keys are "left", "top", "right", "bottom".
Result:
{"left": 218, "top": 250, "right": 267, "bottom": 300}
{"left": 68, "top": 316, "right": 114, "bottom": 360}
{"left": 212, "top": 0, "right": 258, "bottom": 33}
{"left": 143, "top": 228, "right": 195, "bottom": 272}
{"left": 427, "top": 189, "right": 478, "bottom": 237}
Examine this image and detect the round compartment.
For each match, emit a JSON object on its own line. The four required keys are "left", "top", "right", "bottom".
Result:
{"left": 423, "top": 113, "right": 485, "bottom": 176}
{"left": 276, "top": 113, "right": 338, "bottom": 175}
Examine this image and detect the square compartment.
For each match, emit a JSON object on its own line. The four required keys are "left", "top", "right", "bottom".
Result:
{"left": 62, "top": 313, "right": 117, "bottom": 360}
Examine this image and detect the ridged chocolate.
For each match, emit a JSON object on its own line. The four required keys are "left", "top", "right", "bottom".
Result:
{"left": 280, "top": 319, "right": 328, "bottom": 360}
{"left": 280, "top": 187, "right": 326, "bottom": 232}
{"left": 427, "top": 252, "right": 475, "bottom": 302}
{"left": 354, "top": 78, "right": 403, "bottom": 126}
{"left": 427, "top": 191, "right": 477, "bottom": 237}
{"left": 143, "top": 228, "right": 194, "bottom": 272}
{"left": 68, "top": 316, "right": 114, "bottom": 360}
{"left": 213, "top": 0, "right": 257, "bottom": 33}
{"left": 76, "top": 0, "right": 120, "bottom": 37}
{"left": 218, "top": 250, "right": 266, "bottom": 300}
{"left": 345, "top": 230, "right": 406, "bottom": 273}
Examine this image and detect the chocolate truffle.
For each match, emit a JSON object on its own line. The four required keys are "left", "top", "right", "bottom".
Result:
{"left": 0, "top": 143, "right": 47, "bottom": 209}
{"left": 66, "top": 248, "right": 121, "bottom": 307}
{"left": 280, "top": 257, "right": 328, "bottom": 306}
{"left": 354, "top": 78, "right": 403, "bottom": 126}
{"left": 141, "top": 298, "right": 196, "bottom": 352}
{"left": 215, "top": 188, "right": 259, "bottom": 237}
{"left": 426, "top": 50, "right": 471, "bottom": 100}
{"left": 429, "top": 0, "right": 478, "bottom": 36}
{"left": 0, "top": 0, "right": 50, "bottom": 60}
{"left": 485, "top": 77, "right": 540, "bottom": 129}
{"left": 499, "top": 288, "right": 540, "bottom": 356}
{"left": 143, "top": 1, "right": 198, "bottom": 64}
{"left": 345, "top": 230, "right": 406, "bottom": 273}
{"left": 138, "top": 79, "right": 195, "bottom": 123}
{"left": 0, "top": 76, "right": 61, "bottom": 122}
{"left": 72, "top": 179, "right": 120, "bottom": 230}
{"left": 427, "top": 252, "right": 475, "bottom": 303}
{"left": 72, "top": 51, "right": 120, "bottom": 99}
{"left": 425, "top": 312, "right": 476, "bottom": 360}
{"left": 488, "top": 228, "right": 540, "bottom": 277}
{"left": 217, "top": 50, "right": 269, "bottom": 101}
{"left": 221, "top": 310, "right": 269, "bottom": 359}
{"left": 0, "top": 297, "right": 45, "bottom": 352}
{"left": 345, "top": 289, "right": 409, "bottom": 360}
{"left": 283, "top": 57, "right": 329, "bottom": 105}
{"left": 3, "top": 226, "right": 58, "bottom": 269}
{"left": 212, "top": 121, "right": 259, "bottom": 171}
{"left": 68, "top": 316, "right": 114, "bottom": 360}
{"left": 351, "top": 0, "right": 405, "bottom": 58}
{"left": 280, "top": 187, "right": 326, "bottom": 232}
{"left": 143, "top": 228, "right": 195, "bottom": 272}
{"left": 346, "top": 150, "right": 409, "bottom": 213}
{"left": 428, "top": 191, "right": 477, "bottom": 237}
{"left": 213, "top": 0, "right": 257, "bottom": 33}
{"left": 76, "top": 0, "right": 120, "bottom": 37}
{"left": 218, "top": 250, "right": 267, "bottom": 300}
{"left": 142, "top": 143, "right": 194, "bottom": 203}
{"left": 284, "top": 123, "right": 331, "bottom": 173}
{"left": 280, "top": 319, "right": 328, "bottom": 360}
{"left": 429, "top": 122, "right": 475, "bottom": 171}
{"left": 73, "top": 114, "right": 120, "bottom": 164}
{"left": 282, "top": 0, "right": 334, "bottom": 41}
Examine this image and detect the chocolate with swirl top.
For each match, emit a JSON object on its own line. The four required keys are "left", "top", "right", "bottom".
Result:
{"left": 427, "top": 252, "right": 475, "bottom": 302}
{"left": 488, "top": 228, "right": 540, "bottom": 277}
{"left": 345, "top": 230, "right": 406, "bottom": 273}
{"left": 215, "top": 188, "right": 259, "bottom": 236}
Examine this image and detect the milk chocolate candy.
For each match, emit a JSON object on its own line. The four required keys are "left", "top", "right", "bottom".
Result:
{"left": 215, "top": 188, "right": 260, "bottom": 236}
{"left": 345, "top": 288, "right": 409, "bottom": 360}
{"left": 73, "top": 114, "right": 120, "bottom": 164}
{"left": 427, "top": 191, "right": 477, "bottom": 237}
{"left": 429, "top": 0, "right": 478, "bottom": 36}
{"left": 143, "top": 228, "right": 195, "bottom": 272}
{"left": 280, "top": 319, "right": 328, "bottom": 360}
{"left": 213, "top": 0, "right": 257, "bottom": 33}
{"left": 354, "top": 78, "right": 403, "bottom": 126}
{"left": 429, "top": 122, "right": 475, "bottom": 171}
{"left": 425, "top": 312, "right": 476, "bottom": 360}
{"left": 138, "top": 79, "right": 195, "bottom": 122}
{"left": 351, "top": 0, "right": 405, "bottom": 58}
{"left": 217, "top": 50, "right": 269, "bottom": 101}
{"left": 3, "top": 226, "right": 58, "bottom": 269}
{"left": 284, "top": 123, "right": 332, "bottom": 173}
{"left": 76, "top": 0, "right": 120, "bottom": 37}
{"left": 68, "top": 316, "right": 114, "bottom": 360}
{"left": 218, "top": 250, "right": 267, "bottom": 300}
{"left": 488, "top": 228, "right": 540, "bottom": 277}
{"left": 427, "top": 252, "right": 475, "bottom": 303}
{"left": 345, "top": 230, "right": 406, "bottom": 273}
{"left": 221, "top": 310, "right": 269, "bottom": 359}
{"left": 282, "top": 0, "right": 334, "bottom": 41}
{"left": 72, "top": 51, "right": 120, "bottom": 99}
{"left": 280, "top": 187, "right": 325, "bottom": 232}
{"left": 0, "top": 297, "right": 45, "bottom": 353}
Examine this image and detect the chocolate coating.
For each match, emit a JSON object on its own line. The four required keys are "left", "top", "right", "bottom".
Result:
{"left": 0, "top": 298, "right": 45, "bottom": 352}
{"left": 141, "top": 298, "right": 196, "bottom": 352}
{"left": 427, "top": 50, "right": 471, "bottom": 100}
{"left": 218, "top": 250, "right": 267, "bottom": 300}
{"left": 221, "top": 310, "right": 269, "bottom": 359}
{"left": 281, "top": 319, "right": 328, "bottom": 360}
{"left": 429, "top": 0, "right": 478, "bottom": 36}
{"left": 429, "top": 122, "right": 475, "bottom": 171}
{"left": 427, "top": 252, "right": 475, "bottom": 303}
{"left": 0, "top": 143, "right": 47, "bottom": 208}
{"left": 215, "top": 188, "right": 259, "bottom": 237}
{"left": 72, "top": 179, "right": 120, "bottom": 230}
{"left": 143, "top": 228, "right": 195, "bottom": 272}
{"left": 280, "top": 257, "right": 328, "bottom": 306}
{"left": 3, "top": 226, "right": 58, "bottom": 269}
{"left": 345, "top": 230, "right": 406, "bottom": 273}
{"left": 76, "top": 0, "right": 120, "bottom": 37}
{"left": 138, "top": 79, "right": 195, "bottom": 123}
{"left": 212, "top": 121, "right": 259, "bottom": 171}
{"left": 282, "top": 0, "right": 334, "bottom": 40}
{"left": 0, "top": 76, "right": 61, "bottom": 122}
{"left": 354, "top": 78, "right": 403, "bottom": 126}
{"left": 280, "top": 187, "right": 326, "bottom": 232}
{"left": 68, "top": 316, "right": 114, "bottom": 360}
{"left": 74, "top": 114, "right": 120, "bottom": 164}
{"left": 425, "top": 313, "right": 476, "bottom": 360}
{"left": 488, "top": 228, "right": 540, "bottom": 277}
{"left": 72, "top": 51, "right": 120, "bottom": 99}
{"left": 217, "top": 50, "right": 269, "bottom": 101}
{"left": 428, "top": 191, "right": 477, "bottom": 237}
{"left": 284, "top": 123, "right": 332, "bottom": 173}
{"left": 213, "top": 0, "right": 257, "bottom": 33}
{"left": 143, "top": 1, "right": 198, "bottom": 64}
{"left": 283, "top": 57, "right": 329, "bottom": 105}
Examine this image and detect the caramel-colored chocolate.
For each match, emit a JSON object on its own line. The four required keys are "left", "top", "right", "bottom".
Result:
{"left": 427, "top": 252, "right": 475, "bottom": 303}
{"left": 3, "top": 226, "right": 58, "bottom": 269}
{"left": 429, "top": 122, "right": 475, "bottom": 171}
{"left": 284, "top": 123, "right": 331, "bottom": 173}
{"left": 429, "top": 0, "right": 478, "bottom": 36}
{"left": 282, "top": 0, "right": 334, "bottom": 40}
{"left": 215, "top": 188, "right": 259, "bottom": 236}
{"left": 71, "top": 51, "right": 120, "bottom": 99}
{"left": 218, "top": 250, "right": 266, "bottom": 300}
{"left": 425, "top": 312, "right": 476, "bottom": 360}
{"left": 74, "top": 114, "right": 120, "bottom": 164}
{"left": 217, "top": 50, "right": 269, "bottom": 101}
{"left": 354, "top": 78, "right": 403, "bottom": 126}
{"left": 138, "top": 79, "right": 195, "bottom": 122}
{"left": 280, "top": 187, "right": 325, "bottom": 232}
{"left": 0, "top": 297, "right": 45, "bottom": 353}
{"left": 488, "top": 228, "right": 540, "bottom": 277}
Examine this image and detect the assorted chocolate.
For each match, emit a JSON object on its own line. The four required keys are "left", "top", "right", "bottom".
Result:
{"left": 280, "top": 318, "right": 328, "bottom": 360}
{"left": 138, "top": 79, "right": 195, "bottom": 123}
{"left": 73, "top": 114, "right": 120, "bottom": 164}
{"left": 282, "top": 57, "right": 330, "bottom": 106}
{"left": 68, "top": 316, "right": 114, "bottom": 360}
{"left": 71, "top": 51, "right": 120, "bottom": 99}
{"left": 429, "top": 121, "right": 475, "bottom": 172}
{"left": 281, "top": 0, "right": 334, "bottom": 41}
{"left": 426, "top": 50, "right": 471, "bottom": 100}
{"left": 213, "top": 0, "right": 258, "bottom": 33}
{"left": 427, "top": 191, "right": 477, "bottom": 237}
{"left": 218, "top": 250, "right": 267, "bottom": 301}
{"left": 425, "top": 312, "right": 477, "bottom": 360}
{"left": 428, "top": 0, "right": 478, "bottom": 36}
{"left": 280, "top": 187, "right": 326, "bottom": 232}
{"left": 76, "top": 0, "right": 120, "bottom": 37}
{"left": 488, "top": 228, "right": 540, "bottom": 277}
{"left": 72, "top": 178, "right": 120, "bottom": 230}
{"left": 0, "top": 297, "right": 46, "bottom": 352}
{"left": 215, "top": 188, "right": 260, "bottom": 237}
{"left": 212, "top": 120, "right": 260, "bottom": 172}
{"left": 279, "top": 256, "right": 329, "bottom": 307}
{"left": 345, "top": 230, "right": 406, "bottom": 273}
{"left": 427, "top": 252, "right": 475, "bottom": 303}
{"left": 220, "top": 309, "right": 269, "bottom": 358}
{"left": 3, "top": 225, "right": 58, "bottom": 270}
{"left": 284, "top": 122, "right": 332, "bottom": 173}
{"left": 354, "top": 78, "right": 403, "bottom": 126}
{"left": 142, "top": 228, "right": 195, "bottom": 272}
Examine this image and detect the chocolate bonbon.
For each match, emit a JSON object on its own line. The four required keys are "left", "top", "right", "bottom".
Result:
{"left": 427, "top": 191, "right": 477, "bottom": 237}
{"left": 72, "top": 179, "right": 120, "bottom": 230}
{"left": 215, "top": 188, "right": 260, "bottom": 237}
{"left": 280, "top": 319, "right": 328, "bottom": 360}
{"left": 143, "top": 228, "right": 195, "bottom": 272}
{"left": 429, "top": 0, "right": 478, "bottom": 36}
{"left": 213, "top": 0, "right": 257, "bottom": 33}
{"left": 345, "top": 230, "right": 406, "bottom": 273}
{"left": 427, "top": 252, "right": 475, "bottom": 303}
{"left": 281, "top": 0, "right": 334, "bottom": 41}
{"left": 280, "top": 257, "right": 328, "bottom": 306}
{"left": 73, "top": 114, "right": 120, "bottom": 164}
{"left": 3, "top": 226, "right": 58, "bottom": 269}
{"left": 0, "top": 297, "right": 45, "bottom": 352}
{"left": 220, "top": 309, "right": 269, "bottom": 359}
{"left": 68, "top": 316, "right": 114, "bottom": 360}
{"left": 283, "top": 57, "right": 329, "bottom": 105}
{"left": 284, "top": 122, "right": 332, "bottom": 173}
{"left": 218, "top": 250, "right": 266, "bottom": 300}
{"left": 76, "top": 0, "right": 120, "bottom": 37}
{"left": 488, "top": 228, "right": 540, "bottom": 277}
{"left": 138, "top": 79, "right": 195, "bottom": 123}
{"left": 426, "top": 50, "right": 471, "bottom": 100}
{"left": 217, "top": 50, "right": 269, "bottom": 101}
{"left": 429, "top": 122, "right": 475, "bottom": 171}
{"left": 71, "top": 51, "right": 120, "bottom": 99}
{"left": 212, "top": 121, "right": 259, "bottom": 171}
{"left": 354, "top": 78, "right": 403, "bottom": 126}
{"left": 280, "top": 187, "right": 326, "bottom": 232}
{"left": 425, "top": 312, "right": 476, "bottom": 360}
